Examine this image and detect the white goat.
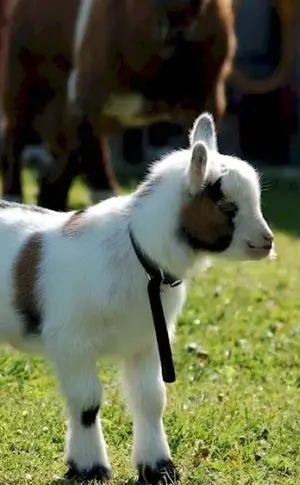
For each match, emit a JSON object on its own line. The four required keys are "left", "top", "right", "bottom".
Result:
{"left": 0, "top": 113, "right": 275, "bottom": 484}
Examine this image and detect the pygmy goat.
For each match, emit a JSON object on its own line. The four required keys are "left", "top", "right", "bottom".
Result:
{"left": 0, "top": 113, "right": 275, "bottom": 484}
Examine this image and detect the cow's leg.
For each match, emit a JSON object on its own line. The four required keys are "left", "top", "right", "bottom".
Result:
{"left": 1, "top": 123, "right": 37, "bottom": 203}
{"left": 121, "top": 346, "right": 179, "bottom": 484}
{"left": 77, "top": 118, "right": 118, "bottom": 204}
{"left": 1, "top": 84, "right": 41, "bottom": 202}
{"left": 37, "top": 149, "right": 79, "bottom": 211}
{"left": 1, "top": 54, "right": 72, "bottom": 208}
{"left": 36, "top": 86, "right": 80, "bottom": 211}
{"left": 122, "top": 128, "right": 144, "bottom": 165}
{"left": 38, "top": 110, "right": 118, "bottom": 209}
{"left": 1, "top": 28, "right": 52, "bottom": 204}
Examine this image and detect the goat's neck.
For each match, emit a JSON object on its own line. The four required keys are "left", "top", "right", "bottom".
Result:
{"left": 129, "top": 177, "right": 196, "bottom": 279}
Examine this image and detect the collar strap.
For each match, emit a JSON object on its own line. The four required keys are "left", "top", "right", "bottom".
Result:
{"left": 129, "top": 227, "right": 181, "bottom": 384}
{"left": 129, "top": 228, "right": 181, "bottom": 287}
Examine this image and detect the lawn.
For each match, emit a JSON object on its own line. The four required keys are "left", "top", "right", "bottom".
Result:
{"left": 0, "top": 170, "right": 300, "bottom": 485}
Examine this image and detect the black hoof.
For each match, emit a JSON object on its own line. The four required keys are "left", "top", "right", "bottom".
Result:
{"left": 66, "top": 460, "right": 112, "bottom": 482}
{"left": 138, "top": 459, "right": 179, "bottom": 484}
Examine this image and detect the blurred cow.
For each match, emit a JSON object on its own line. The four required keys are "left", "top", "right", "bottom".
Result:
{"left": 0, "top": 0, "right": 236, "bottom": 210}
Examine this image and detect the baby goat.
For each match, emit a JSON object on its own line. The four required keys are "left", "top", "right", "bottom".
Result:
{"left": 0, "top": 113, "right": 275, "bottom": 483}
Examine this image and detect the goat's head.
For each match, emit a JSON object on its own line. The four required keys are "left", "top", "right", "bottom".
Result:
{"left": 179, "top": 112, "right": 276, "bottom": 262}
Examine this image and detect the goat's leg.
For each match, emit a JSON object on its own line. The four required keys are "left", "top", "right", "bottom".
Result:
{"left": 46, "top": 343, "right": 111, "bottom": 481}
{"left": 121, "top": 346, "right": 179, "bottom": 484}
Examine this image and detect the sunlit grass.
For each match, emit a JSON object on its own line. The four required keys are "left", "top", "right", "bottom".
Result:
{"left": 0, "top": 171, "right": 300, "bottom": 484}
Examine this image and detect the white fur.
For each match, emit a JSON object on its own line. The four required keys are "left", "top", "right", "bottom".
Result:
{"left": 0, "top": 113, "right": 275, "bottom": 478}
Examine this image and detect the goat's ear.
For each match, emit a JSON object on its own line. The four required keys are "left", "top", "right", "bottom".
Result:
{"left": 188, "top": 141, "right": 208, "bottom": 193}
{"left": 189, "top": 112, "right": 217, "bottom": 151}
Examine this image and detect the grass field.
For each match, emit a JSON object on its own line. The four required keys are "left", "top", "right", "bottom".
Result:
{"left": 0, "top": 170, "right": 300, "bottom": 484}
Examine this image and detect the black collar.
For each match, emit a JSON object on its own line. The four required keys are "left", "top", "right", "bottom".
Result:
{"left": 129, "top": 229, "right": 181, "bottom": 287}
{"left": 129, "top": 227, "right": 181, "bottom": 384}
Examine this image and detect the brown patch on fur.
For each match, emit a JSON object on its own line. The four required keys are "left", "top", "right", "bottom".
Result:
{"left": 180, "top": 193, "right": 232, "bottom": 246}
{"left": 62, "top": 209, "right": 86, "bottom": 236}
{"left": 12, "top": 232, "right": 43, "bottom": 333}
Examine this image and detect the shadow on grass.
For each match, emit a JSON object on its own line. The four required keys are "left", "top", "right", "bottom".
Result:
{"left": 50, "top": 478, "right": 137, "bottom": 485}
{"left": 260, "top": 178, "right": 300, "bottom": 238}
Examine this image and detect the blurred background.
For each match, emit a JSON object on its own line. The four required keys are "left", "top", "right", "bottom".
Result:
{"left": 0, "top": 0, "right": 299, "bottom": 193}
{"left": 2, "top": 5, "right": 300, "bottom": 484}
{"left": 108, "top": 0, "right": 300, "bottom": 181}
{"left": 220, "top": 0, "right": 300, "bottom": 168}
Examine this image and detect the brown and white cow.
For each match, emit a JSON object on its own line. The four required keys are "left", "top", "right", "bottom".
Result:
{"left": 1, "top": 0, "right": 236, "bottom": 211}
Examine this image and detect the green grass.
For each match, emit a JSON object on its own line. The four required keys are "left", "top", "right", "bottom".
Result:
{"left": 1, "top": 172, "right": 300, "bottom": 484}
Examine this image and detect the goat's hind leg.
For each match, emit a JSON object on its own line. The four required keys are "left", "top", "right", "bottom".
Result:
{"left": 121, "top": 346, "right": 179, "bottom": 484}
{"left": 46, "top": 339, "right": 112, "bottom": 482}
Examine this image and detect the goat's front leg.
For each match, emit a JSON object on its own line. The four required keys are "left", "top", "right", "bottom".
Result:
{"left": 121, "top": 346, "right": 179, "bottom": 484}
{"left": 47, "top": 343, "right": 112, "bottom": 482}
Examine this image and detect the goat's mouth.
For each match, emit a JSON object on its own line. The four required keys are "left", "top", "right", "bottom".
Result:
{"left": 246, "top": 242, "right": 276, "bottom": 260}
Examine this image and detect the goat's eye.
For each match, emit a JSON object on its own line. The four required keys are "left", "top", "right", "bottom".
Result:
{"left": 217, "top": 200, "right": 237, "bottom": 213}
